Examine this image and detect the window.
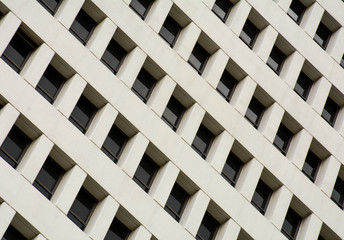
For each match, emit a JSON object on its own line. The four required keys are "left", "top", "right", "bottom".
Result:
{"left": 101, "top": 39, "right": 127, "bottom": 74}
{"left": 133, "top": 154, "right": 159, "bottom": 192}
{"left": 212, "top": 0, "right": 232, "bottom": 22}
{"left": 331, "top": 177, "right": 344, "bottom": 209}
{"left": 192, "top": 124, "right": 215, "bottom": 159}
{"left": 159, "top": 15, "right": 182, "bottom": 47}
{"left": 340, "top": 54, "right": 344, "bottom": 68}
{"left": 245, "top": 97, "right": 265, "bottom": 128}
{"left": 35, "top": 65, "right": 66, "bottom": 104}
{"left": 0, "top": 125, "right": 31, "bottom": 169}
{"left": 240, "top": 20, "right": 259, "bottom": 49}
{"left": 281, "top": 208, "right": 302, "bottom": 240}
{"left": 69, "top": 95, "right": 97, "bottom": 134}
{"left": 162, "top": 96, "right": 185, "bottom": 131}
{"left": 287, "top": 0, "right": 306, "bottom": 24}
{"left": 37, "top": 0, "right": 62, "bottom": 15}
{"left": 101, "top": 125, "right": 128, "bottom": 164}
{"left": 132, "top": 69, "right": 156, "bottom": 103}
{"left": 221, "top": 152, "right": 243, "bottom": 187}
{"left": 129, "top": 0, "right": 153, "bottom": 19}
{"left": 267, "top": 46, "right": 286, "bottom": 75}
{"left": 69, "top": 9, "right": 96, "bottom": 45}
{"left": 294, "top": 72, "right": 312, "bottom": 100}
{"left": 104, "top": 218, "right": 131, "bottom": 240}
{"left": 273, "top": 124, "right": 293, "bottom": 155}
{"left": 321, "top": 97, "right": 339, "bottom": 126}
{"left": 196, "top": 212, "right": 219, "bottom": 240}
{"left": 188, "top": 43, "right": 210, "bottom": 75}
{"left": 251, "top": 180, "right": 272, "bottom": 215}
{"left": 1, "top": 30, "right": 37, "bottom": 73}
{"left": 301, "top": 151, "right": 321, "bottom": 182}
{"left": 314, "top": 22, "right": 332, "bottom": 50}
{"left": 216, "top": 70, "right": 237, "bottom": 102}
{"left": 2, "top": 225, "right": 27, "bottom": 240}
{"left": 67, "top": 187, "right": 98, "bottom": 230}
{"left": 164, "top": 184, "right": 189, "bottom": 222}
{"left": 33, "top": 156, "right": 65, "bottom": 199}
{"left": 318, "top": 236, "right": 326, "bottom": 240}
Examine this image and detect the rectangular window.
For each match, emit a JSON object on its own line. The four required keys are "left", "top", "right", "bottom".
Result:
{"left": 196, "top": 212, "right": 219, "bottom": 240}
{"left": 267, "top": 46, "right": 286, "bottom": 75}
{"left": 133, "top": 154, "right": 159, "bottom": 192}
{"left": 294, "top": 72, "right": 312, "bottom": 101}
{"left": 0, "top": 125, "right": 31, "bottom": 169}
{"left": 302, "top": 151, "right": 321, "bottom": 182}
{"left": 69, "top": 9, "right": 96, "bottom": 45}
{"left": 36, "top": 65, "right": 66, "bottom": 104}
{"left": 129, "top": 0, "right": 153, "bottom": 19}
{"left": 164, "top": 184, "right": 189, "bottom": 222}
{"left": 221, "top": 152, "right": 243, "bottom": 187}
{"left": 159, "top": 15, "right": 182, "bottom": 47}
{"left": 2, "top": 225, "right": 27, "bottom": 240}
{"left": 37, "top": 0, "right": 62, "bottom": 15}
{"left": 101, "top": 39, "right": 127, "bottom": 75}
{"left": 162, "top": 96, "right": 185, "bottom": 131}
{"left": 287, "top": 0, "right": 306, "bottom": 24}
{"left": 1, "top": 30, "right": 37, "bottom": 73}
{"left": 314, "top": 22, "right": 332, "bottom": 50}
{"left": 131, "top": 69, "right": 156, "bottom": 103}
{"left": 188, "top": 43, "right": 210, "bottom": 75}
{"left": 245, "top": 97, "right": 265, "bottom": 128}
{"left": 321, "top": 97, "right": 339, "bottom": 126}
{"left": 281, "top": 208, "right": 302, "bottom": 240}
{"left": 273, "top": 124, "right": 293, "bottom": 155}
{"left": 33, "top": 156, "right": 65, "bottom": 199}
{"left": 101, "top": 125, "right": 128, "bottom": 164}
{"left": 212, "top": 0, "right": 232, "bottom": 22}
{"left": 331, "top": 177, "right": 344, "bottom": 209}
{"left": 192, "top": 124, "right": 215, "bottom": 159}
{"left": 240, "top": 20, "right": 259, "bottom": 49}
{"left": 216, "top": 70, "right": 237, "bottom": 102}
{"left": 69, "top": 95, "right": 98, "bottom": 134}
{"left": 104, "top": 218, "right": 131, "bottom": 240}
{"left": 67, "top": 187, "right": 98, "bottom": 230}
{"left": 340, "top": 54, "right": 344, "bottom": 68}
{"left": 251, "top": 180, "right": 272, "bottom": 215}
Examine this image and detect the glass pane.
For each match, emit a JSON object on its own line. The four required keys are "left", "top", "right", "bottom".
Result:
{"left": 2, "top": 225, "right": 27, "bottom": 240}
{"left": 197, "top": 213, "right": 219, "bottom": 240}
{"left": 70, "top": 96, "right": 97, "bottom": 130}
{"left": 69, "top": 188, "right": 97, "bottom": 223}
{"left": 221, "top": 153, "right": 243, "bottom": 186}
{"left": 104, "top": 218, "right": 130, "bottom": 240}
{"left": 132, "top": 70, "right": 156, "bottom": 101}
{"left": 0, "top": 126, "right": 30, "bottom": 162}
{"left": 36, "top": 66, "right": 65, "bottom": 102}
{"left": 70, "top": 9, "right": 96, "bottom": 44}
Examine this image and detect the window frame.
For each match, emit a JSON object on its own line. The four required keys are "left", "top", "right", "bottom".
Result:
{"left": 212, "top": 0, "right": 233, "bottom": 23}
{"left": 161, "top": 96, "right": 186, "bottom": 131}
{"left": 129, "top": 0, "right": 154, "bottom": 20}
{"left": 281, "top": 208, "right": 302, "bottom": 240}
{"left": 301, "top": 151, "right": 321, "bottom": 182}
{"left": 221, "top": 152, "right": 243, "bottom": 187}
{"left": 188, "top": 43, "right": 210, "bottom": 75}
{"left": 287, "top": 0, "right": 306, "bottom": 24}
{"left": 331, "top": 177, "right": 344, "bottom": 210}
{"left": 101, "top": 39, "right": 127, "bottom": 75}
{"left": 294, "top": 72, "right": 312, "bottom": 101}
{"left": 2, "top": 225, "right": 27, "bottom": 240}
{"left": 191, "top": 124, "right": 215, "bottom": 159}
{"left": 133, "top": 154, "right": 159, "bottom": 193}
{"left": 164, "top": 183, "right": 189, "bottom": 222}
{"left": 314, "top": 22, "right": 332, "bottom": 50}
{"left": 37, "top": 0, "right": 63, "bottom": 15}
{"left": 159, "top": 15, "right": 182, "bottom": 48}
{"left": 69, "top": 8, "right": 97, "bottom": 45}
{"left": 321, "top": 97, "right": 339, "bottom": 127}
{"left": 273, "top": 124, "right": 293, "bottom": 155}
{"left": 104, "top": 217, "right": 131, "bottom": 240}
{"left": 216, "top": 70, "right": 237, "bottom": 102}
{"left": 131, "top": 68, "right": 157, "bottom": 103}
{"left": 239, "top": 19, "right": 259, "bottom": 49}
{"left": 267, "top": 46, "right": 286, "bottom": 75}
{"left": 196, "top": 212, "right": 220, "bottom": 240}
{"left": 245, "top": 97, "right": 265, "bottom": 129}
{"left": 251, "top": 180, "right": 272, "bottom": 215}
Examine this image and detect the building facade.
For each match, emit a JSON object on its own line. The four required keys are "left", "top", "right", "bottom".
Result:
{"left": 0, "top": 0, "right": 344, "bottom": 239}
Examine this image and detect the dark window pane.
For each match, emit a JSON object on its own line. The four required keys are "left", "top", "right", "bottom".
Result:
{"left": 267, "top": 46, "right": 286, "bottom": 75}
{"left": 314, "top": 22, "right": 332, "bottom": 50}
{"left": 282, "top": 208, "right": 302, "bottom": 240}
{"left": 287, "top": 0, "right": 306, "bottom": 24}
{"left": 33, "top": 156, "right": 65, "bottom": 199}
{"left": 130, "top": 0, "right": 153, "bottom": 19}
{"left": 273, "top": 124, "right": 293, "bottom": 155}
{"left": 216, "top": 71, "right": 237, "bottom": 102}
{"left": 37, "top": 0, "right": 62, "bottom": 15}
{"left": 196, "top": 213, "right": 219, "bottom": 240}
{"left": 251, "top": 180, "right": 272, "bottom": 214}
{"left": 302, "top": 151, "right": 321, "bottom": 182}
{"left": 164, "top": 184, "right": 189, "bottom": 221}
{"left": 294, "top": 72, "right": 312, "bottom": 100}
{"left": 104, "top": 218, "right": 131, "bottom": 240}
{"left": 0, "top": 125, "right": 31, "bottom": 168}
{"left": 2, "top": 225, "right": 27, "bottom": 240}
{"left": 340, "top": 55, "right": 344, "bottom": 68}
{"left": 159, "top": 15, "right": 181, "bottom": 47}
{"left": 68, "top": 187, "right": 98, "bottom": 230}
{"left": 245, "top": 97, "right": 265, "bottom": 128}
{"left": 69, "top": 95, "right": 97, "bottom": 133}
{"left": 212, "top": 0, "right": 232, "bottom": 22}
{"left": 36, "top": 65, "right": 66, "bottom": 103}
{"left": 132, "top": 69, "right": 156, "bottom": 102}
{"left": 188, "top": 43, "right": 210, "bottom": 75}
{"left": 192, "top": 124, "right": 215, "bottom": 159}
{"left": 162, "top": 96, "right": 185, "bottom": 131}
{"left": 240, "top": 20, "right": 259, "bottom": 48}
{"left": 69, "top": 9, "right": 96, "bottom": 45}
{"left": 321, "top": 97, "right": 339, "bottom": 126}
{"left": 101, "top": 125, "right": 128, "bottom": 163}
{"left": 133, "top": 154, "right": 159, "bottom": 192}
{"left": 331, "top": 177, "right": 344, "bottom": 209}
{"left": 221, "top": 152, "right": 243, "bottom": 186}
{"left": 101, "top": 39, "right": 127, "bottom": 74}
